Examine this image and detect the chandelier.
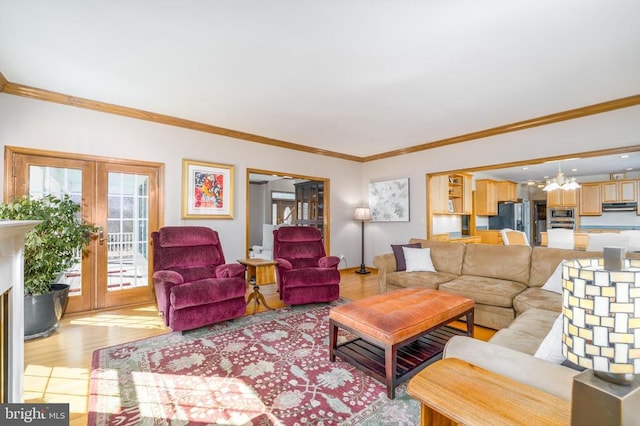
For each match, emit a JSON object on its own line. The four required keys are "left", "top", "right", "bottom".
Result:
{"left": 543, "top": 165, "right": 580, "bottom": 191}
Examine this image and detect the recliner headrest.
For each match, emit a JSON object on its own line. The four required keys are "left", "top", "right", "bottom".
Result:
{"left": 158, "top": 226, "right": 219, "bottom": 247}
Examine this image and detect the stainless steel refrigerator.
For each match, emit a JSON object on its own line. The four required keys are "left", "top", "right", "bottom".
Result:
{"left": 489, "top": 202, "right": 530, "bottom": 237}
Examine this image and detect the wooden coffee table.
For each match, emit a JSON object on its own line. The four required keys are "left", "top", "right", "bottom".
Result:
{"left": 329, "top": 288, "right": 474, "bottom": 399}
{"left": 237, "top": 258, "right": 277, "bottom": 314}
{"left": 408, "top": 358, "right": 570, "bottom": 425}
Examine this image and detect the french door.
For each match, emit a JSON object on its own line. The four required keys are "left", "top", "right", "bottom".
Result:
{"left": 5, "top": 147, "right": 163, "bottom": 313}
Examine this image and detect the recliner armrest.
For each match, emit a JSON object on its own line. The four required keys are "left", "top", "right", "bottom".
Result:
{"left": 152, "top": 270, "right": 184, "bottom": 285}
{"left": 216, "top": 263, "right": 245, "bottom": 278}
{"left": 275, "top": 258, "right": 293, "bottom": 270}
{"left": 319, "top": 256, "right": 340, "bottom": 268}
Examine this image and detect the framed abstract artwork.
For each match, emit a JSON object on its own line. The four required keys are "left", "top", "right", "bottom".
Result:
{"left": 182, "top": 159, "right": 234, "bottom": 219}
{"left": 368, "top": 177, "right": 410, "bottom": 222}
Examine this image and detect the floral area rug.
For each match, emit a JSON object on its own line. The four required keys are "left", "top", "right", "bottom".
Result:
{"left": 88, "top": 300, "right": 419, "bottom": 425}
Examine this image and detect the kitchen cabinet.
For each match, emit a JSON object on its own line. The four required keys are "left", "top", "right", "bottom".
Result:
{"left": 429, "top": 173, "right": 471, "bottom": 215}
{"left": 294, "top": 181, "right": 324, "bottom": 233}
{"left": 476, "top": 230, "right": 503, "bottom": 245}
{"left": 579, "top": 183, "right": 602, "bottom": 215}
{"left": 429, "top": 175, "right": 449, "bottom": 214}
{"left": 475, "top": 179, "right": 497, "bottom": 216}
{"left": 496, "top": 181, "right": 518, "bottom": 202}
{"left": 547, "top": 188, "right": 578, "bottom": 208}
{"left": 601, "top": 180, "right": 636, "bottom": 203}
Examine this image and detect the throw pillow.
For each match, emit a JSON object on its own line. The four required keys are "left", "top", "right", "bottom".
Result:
{"left": 391, "top": 243, "right": 421, "bottom": 271}
{"left": 541, "top": 262, "right": 563, "bottom": 294}
{"left": 534, "top": 313, "right": 565, "bottom": 364}
{"left": 402, "top": 246, "right": 436, "bottom": 272}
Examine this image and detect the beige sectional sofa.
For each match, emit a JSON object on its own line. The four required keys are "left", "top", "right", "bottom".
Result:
{"left": 373, "top": 238, "right": 598, "bottom": 330}
{"left": 374, "top": 238, "right": 637, "bottom": 400}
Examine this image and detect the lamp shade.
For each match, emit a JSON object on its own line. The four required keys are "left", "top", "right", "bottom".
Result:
{"left": 354, "top": 207, "right": 371, "bottom": 221}
{"left": 561, "top": 258, "right": 640, "bottom": 377}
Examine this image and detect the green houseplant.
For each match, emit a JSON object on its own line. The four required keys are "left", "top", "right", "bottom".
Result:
{"left": 0, "top": 194, "right": 96, "bottom": 338}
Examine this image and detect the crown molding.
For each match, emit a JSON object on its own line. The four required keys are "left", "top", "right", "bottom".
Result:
{"left": 0, "top": 72, "right": 7, "bottom": 92}
{"left": 1, "top": 74, "right": 638, "bottom": 164}
{"left": 1, "top": 81, "right": 363, "bottom": 163}
{"left": 363, "top": 94, "right": 640, "bottom": 162}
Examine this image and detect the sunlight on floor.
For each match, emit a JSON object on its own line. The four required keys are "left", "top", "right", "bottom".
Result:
{"left": 24, "top": 364, "right": 89, "bottom": 414}
{"left": 70, "top": 313, "right": 166, "bottom": 329}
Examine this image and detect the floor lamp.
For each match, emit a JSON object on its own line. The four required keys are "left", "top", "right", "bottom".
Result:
{"left": 354, "top": 207, "right": 371, "bottom": 275}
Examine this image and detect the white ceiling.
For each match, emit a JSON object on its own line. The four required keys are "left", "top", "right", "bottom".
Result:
{"left": 1, "top": 1, "right": 639, "bottom": 177}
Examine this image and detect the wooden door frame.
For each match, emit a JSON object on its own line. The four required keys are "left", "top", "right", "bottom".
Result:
{"left": 246, "top": 168, "right": 330, "bottom": 257}
{"left": 4, "top": 146, "right": 165, "bottom": 312}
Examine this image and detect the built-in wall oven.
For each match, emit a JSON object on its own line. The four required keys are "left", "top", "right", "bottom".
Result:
{"left": 548, "top": 208, "right": 577, "bottom": 229}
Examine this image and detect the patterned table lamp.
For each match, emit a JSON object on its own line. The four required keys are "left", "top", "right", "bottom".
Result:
{"left": 562, "top": 256, "right": 640, "bottom": 425}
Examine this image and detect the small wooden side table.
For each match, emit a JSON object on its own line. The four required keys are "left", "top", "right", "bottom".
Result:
{"left": 237, "top": 258, "right": 277, "bottom": 314}
{"left": 407, "top": 358, "right": 570, "bottom": 426}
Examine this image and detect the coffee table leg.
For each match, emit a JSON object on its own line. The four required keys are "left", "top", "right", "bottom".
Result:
{"left": 385, "top": 345, "right": 397, "bottom": 399}
{"left": 329, "top": 320, "right": 338, "bottom": 362}
{"left": 466, "top": 309, "right": 474, "bottom": 338}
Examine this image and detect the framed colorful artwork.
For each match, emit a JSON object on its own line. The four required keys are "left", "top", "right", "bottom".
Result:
{"left": 182, "top": 159, "right": 234, "bottom": 219}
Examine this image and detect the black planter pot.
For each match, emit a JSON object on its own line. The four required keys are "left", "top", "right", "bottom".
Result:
{"left": 24, "top": 283, "right": 70, "bottom": 340}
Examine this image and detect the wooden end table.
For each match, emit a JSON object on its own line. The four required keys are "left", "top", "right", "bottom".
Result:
{"left": 237, "top": 258, "right": 277, "bottom": 314}
{"left": 407, "top": 358, "right": 570, "bottom": 425}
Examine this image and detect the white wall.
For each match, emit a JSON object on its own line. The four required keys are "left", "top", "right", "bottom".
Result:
{"left": 362, "top": 105, "right": 640, "bottom": 263}
{"left": 2, "top": 94, "right": 640, "bottom": 269}
{"left": 0, "top": 94, "right": 364, "bottom": 267}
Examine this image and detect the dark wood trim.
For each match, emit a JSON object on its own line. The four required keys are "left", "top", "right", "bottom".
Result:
{"left": 2, "top": 81, "right": 363, "bottom": 163}
{"left": 1, "top": 75, "right": 638, "bottom": 163}
{"left": 363, "top": 95, "right": 640, "bottom": 162}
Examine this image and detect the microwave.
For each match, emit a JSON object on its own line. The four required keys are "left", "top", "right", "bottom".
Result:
{"left": 549, "top": 208, "right": 575, "bottom": 219}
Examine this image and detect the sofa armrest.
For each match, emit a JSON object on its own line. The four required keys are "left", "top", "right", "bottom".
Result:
{"left": 215, "top": 263, "right": 245, "bottom": 279}
{"left": 372, "top": 253, "right": 397, "bottom": 293}
{"left": 443, "top": 336, "right": 579, "bottom": 401}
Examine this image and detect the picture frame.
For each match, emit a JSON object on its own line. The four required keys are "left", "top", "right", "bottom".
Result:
{"left": 447, "top": 199, "right": 455, "bottom": 213}
{"left": 182, "top": 159, "right": 234, "bottom": 219}
{"left": 368, "top": 177, "right": 410, "bottom": 222}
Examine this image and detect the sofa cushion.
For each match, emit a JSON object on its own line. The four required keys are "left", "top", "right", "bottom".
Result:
{"left": 438, "top": 275, "right": 527, "bottom": 308}
{"left": 489, "top": 308, "right": 559, "bottom": 355}
{"left": 391, "top": 242, "right": 421, "bottom": 271}
{"left": 540, "top": 262, "right": 563, "bottom": 293}
{"left": 403, "top": 247, "right": 436, "bottom": 272}
{"left": 534, "top": 313, "right": 565, "bottom": 364}
{"left": 461, "top": 244, "right": 531, "bottom": 284}
{"left": 385, "top": 270, "right": 458, "bottom": 290}
{"left": 528, "top": 246, "right": 601, "bottom": 288}
{"left": 409, "top": 238, "right": 466, "bottom": 275}
{"left": 513, "top": 287, "right": 562, "bottom": 316}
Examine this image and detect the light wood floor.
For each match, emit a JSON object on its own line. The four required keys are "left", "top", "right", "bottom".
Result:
{"left": 24, "top": 269, "right": 495, "bottom": 425}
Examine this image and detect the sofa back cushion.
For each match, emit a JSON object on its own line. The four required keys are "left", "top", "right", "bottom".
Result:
{"left": 408, "top": 238, "right": 465, "bottom": 275}
{"left": 462, "top": 244, "right": 531, "bottom": 284}
{"left": 528, "top": 246, "right": 601, "bottom": 287}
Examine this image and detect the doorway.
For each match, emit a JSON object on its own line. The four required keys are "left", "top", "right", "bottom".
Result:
{"left": 4, "top": 146, "right": 163, "bottom": 313}
{"left": 246, "top": 169, "right": 330, "bottom": 257}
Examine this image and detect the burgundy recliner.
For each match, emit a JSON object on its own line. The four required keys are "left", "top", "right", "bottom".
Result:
{"left": 151, "top": 226, "right": 247, "bottom": 332}
{"left": 273, "top": 226, "right": 341, "bottom": 305}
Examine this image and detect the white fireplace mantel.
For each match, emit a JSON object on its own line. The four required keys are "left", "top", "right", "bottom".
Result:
{"left": 0, "top": 220, "right": 41, "bottom": 403}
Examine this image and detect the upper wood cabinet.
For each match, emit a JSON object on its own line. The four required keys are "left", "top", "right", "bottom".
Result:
{"left": 496, "top": 181, "right": 518, "bottom": 202}
{"left": 601, "top": 180, "right": 636, "bottom": 203}
{"left": 475, "top": 179, "right": 497, "bottom": 216}
{"left": 429, "top": 173, "right": 472, "bottom": 215}
{"left": 579, "top": 183, "right": 602, "bottom": 216}
{"left": 547, "top": 188, "right": 578, "bottom": 207}
{"left": 429, "top": 175, "right": 449, "bottom": 214}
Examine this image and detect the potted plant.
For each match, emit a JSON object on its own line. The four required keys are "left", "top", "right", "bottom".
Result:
{"left": 0, "top": 194, "right": 96, "bottom": 339}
